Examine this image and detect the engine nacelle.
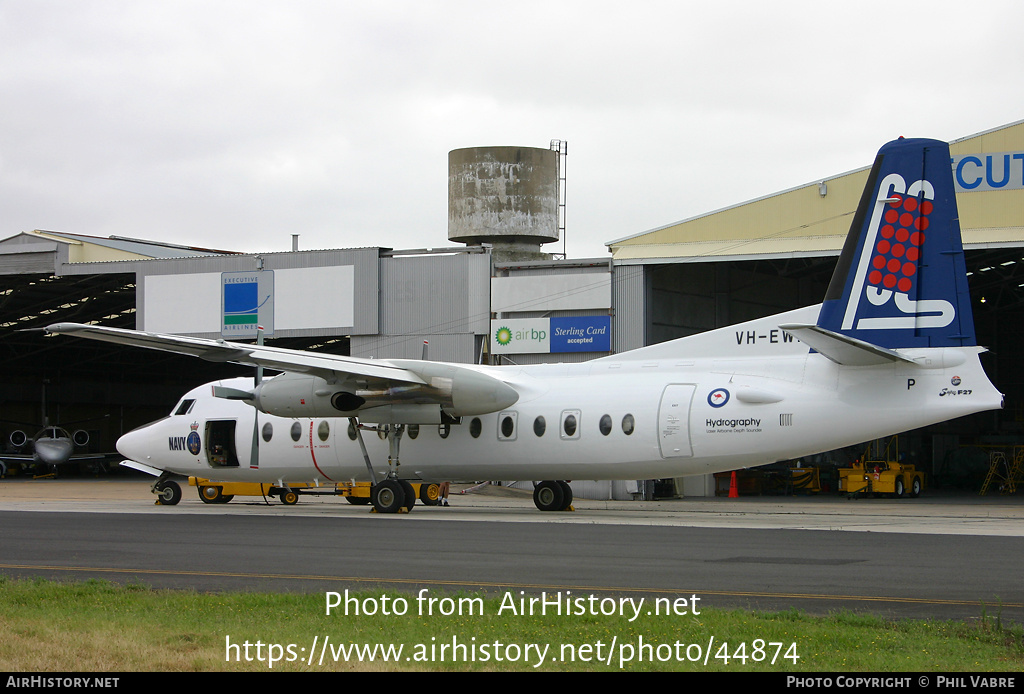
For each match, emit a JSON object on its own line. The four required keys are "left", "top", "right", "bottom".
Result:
{"left": 9, "top": 430, "right": 27, "bottom": 449}
{"left": 73, "top": 429, "right": 90, "bottom": 447}
{"left": 250, "top": 367, "right": 518, "bottom": 422}
{"left": 252, "top": 373, "right": 339, "bottom": 418}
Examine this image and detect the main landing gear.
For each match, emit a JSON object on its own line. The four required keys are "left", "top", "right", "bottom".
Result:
{"left": 350, "top": 418, "right": 417, "bottom": 514}
{"left": 533, "top": 480, "right": 574, "bottom": 512}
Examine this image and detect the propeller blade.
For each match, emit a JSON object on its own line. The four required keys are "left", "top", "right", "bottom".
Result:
{"left": 212, "top": 386, "right": 254, "bottom": 400}
{"left": 255, "top": 325, "right": 265, "bottom": 386}
{"left": 250, "top": 410, "right": 260, "bottom": 469}
{"left": 251, "top": 325, "right": 265, "bottom": 469}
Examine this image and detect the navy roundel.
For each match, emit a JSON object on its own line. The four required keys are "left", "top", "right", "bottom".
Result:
{"left": 708, "top": 388, "right": 730, "bottom": 408}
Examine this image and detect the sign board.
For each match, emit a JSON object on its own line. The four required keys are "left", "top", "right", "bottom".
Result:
{"left": 491, "top": 316, "right": 611, "bottom": 355}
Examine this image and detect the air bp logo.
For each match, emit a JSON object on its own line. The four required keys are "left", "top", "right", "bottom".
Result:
{"left": 187, "top": 422, "right": 202, "bottom": 456}
{"left": 495, "top": 326, "right": 513, "bottom": 346}
{"left": 708, "top": 388, "right": 730, "bottom": 408}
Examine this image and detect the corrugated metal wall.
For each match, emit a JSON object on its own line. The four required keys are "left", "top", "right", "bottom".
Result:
{"left": 362, "top": 251, "right": 491, "bottom": 362}
{"left": 130, "top": 247, "right": 382, "bottom": 338}
{"left": 611, "top": 263, "right": 644, "bottom": 352}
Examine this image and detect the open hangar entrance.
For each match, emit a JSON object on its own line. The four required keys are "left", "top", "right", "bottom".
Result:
{"left": 610, "top": 122, "right": 1024, "bottom": 496}
{"left": 0, "top": 234, "right": 490, "bottom": 476}
{"left": 0, "top": 270, "right": 354, "bottom": 474}
{"left": 627, "top": 246, "right": 1023, "bottom": 496}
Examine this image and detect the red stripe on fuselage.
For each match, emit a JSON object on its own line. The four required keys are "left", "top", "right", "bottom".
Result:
{"left": 307, "top": 420, "right": 333, "bottom": 481}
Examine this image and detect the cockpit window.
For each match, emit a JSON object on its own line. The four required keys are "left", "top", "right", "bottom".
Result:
{"left": 174, "top": 399, "right": 196, "bottom": 416}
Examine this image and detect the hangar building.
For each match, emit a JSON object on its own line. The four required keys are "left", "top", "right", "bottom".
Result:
{"left": 605, "top": 120, "right": 1024, "bottom": 495}
{"left": 2, "top": 122, "right": 1022, "bottom": 498}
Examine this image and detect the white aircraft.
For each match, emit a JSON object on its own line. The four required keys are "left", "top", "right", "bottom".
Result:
{"left": 45, "top": 137, "right": 1003, "bottom": 512}
{"left": 1, "top": 383, "right": 117, "bottom": 476}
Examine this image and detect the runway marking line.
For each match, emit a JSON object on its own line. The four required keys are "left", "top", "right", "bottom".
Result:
{"left": 2, "top": 562, "right": 1019, "bottom": 610}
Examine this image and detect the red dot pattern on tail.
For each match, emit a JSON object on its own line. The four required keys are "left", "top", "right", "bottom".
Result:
{"left": 868, "top": 194, "right": 930, "bottom": 293}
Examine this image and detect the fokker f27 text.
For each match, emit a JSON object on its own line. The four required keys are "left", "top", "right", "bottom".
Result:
{"left": 47, "top": 137, "right": 1003, "bottom": 512}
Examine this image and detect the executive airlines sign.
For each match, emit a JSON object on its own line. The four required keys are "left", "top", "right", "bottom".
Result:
{"left": 952, "top": 151, "right": 1024, "bottom": 192}
{"left": 222, "top": 271, "right": 274, "bottom": 338}
{"left": 491, "top": 316, "right": 611, "bottom": 355}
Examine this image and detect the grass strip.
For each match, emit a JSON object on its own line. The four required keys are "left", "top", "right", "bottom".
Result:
{"left": 1, "top": 577, "right": 1022, "bottom": 672}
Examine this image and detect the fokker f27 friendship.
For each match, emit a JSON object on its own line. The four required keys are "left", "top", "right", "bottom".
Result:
{"left": 47, "top": 137, "right": 1003, "bottom": 513}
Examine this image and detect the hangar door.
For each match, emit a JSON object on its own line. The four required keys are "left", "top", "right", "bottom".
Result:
{"left": 658, "top": 384, "right": 696, "bottom": 458}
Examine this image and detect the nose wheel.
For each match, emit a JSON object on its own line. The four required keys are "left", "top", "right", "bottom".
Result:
{"left": 154, "top": 478, "right": 182, "bottom": 505}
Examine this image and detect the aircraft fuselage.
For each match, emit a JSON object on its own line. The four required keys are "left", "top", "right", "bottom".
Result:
{"left": 117, "top": 337, "right": 1001, "bottom": 485}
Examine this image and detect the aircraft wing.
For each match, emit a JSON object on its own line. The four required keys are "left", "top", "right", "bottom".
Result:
{"left": 44, "top": 322, "right": 428, "bottom": 385}
{"left": 43, "top": 322, "right": 519, "bottom": 418}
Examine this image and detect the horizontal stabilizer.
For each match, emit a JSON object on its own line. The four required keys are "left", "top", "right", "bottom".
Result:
{"left": 779, "top": 323, "right": 915, "bottom": 366}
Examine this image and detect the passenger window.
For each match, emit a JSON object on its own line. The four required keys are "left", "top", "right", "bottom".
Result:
{"left": 599, "top": 414, "right": 612, "bottom": 436}
{"left": 561, "top": 410, "right": 580, "bottom": 440}
{"left": 292, "top": 422, "right": 303, "bottom": 442}
{"left": 346, "top": 421, "right": 357, "bottom": 441}
{"left": 408, "top": 424, "right": 420, "bottom": 440}
{"left": 622, "top": 414, "right": 635, "bottom": 435}
{"left": 262, "top": 422, "right": 273, "bottom": 442}
{"left": 317, "top": 421, "right": 330, "bottom": 442}
{"left": 498, "top": 412, "right": 517, "bottom": 441}
{"left": 533, "top": 416, "right": 546, "bottom": 437}
{"left": 470, "top": 418, "right": 482, "bottom": 438}
{"left": 438, "top": 424, "right": 451, "bottom": 439}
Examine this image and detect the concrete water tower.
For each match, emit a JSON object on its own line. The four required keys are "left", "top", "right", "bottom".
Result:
{"left": 448, "top": 146, "right": 561, "bottom": 261}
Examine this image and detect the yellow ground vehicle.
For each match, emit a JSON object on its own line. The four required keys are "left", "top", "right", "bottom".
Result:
{"left": 837, "top": 437, "right": 924, "bottom": 498}
{"left": 188, "top": 477, "right": 441, "bottom": 507}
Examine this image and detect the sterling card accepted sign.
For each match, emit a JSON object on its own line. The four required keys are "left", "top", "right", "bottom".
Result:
{"left": 491, "top": 316, "right": 611, "bottom": 355}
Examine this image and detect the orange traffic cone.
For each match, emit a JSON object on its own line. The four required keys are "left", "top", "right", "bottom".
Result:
{"left": 729, "top": 470, "right": 739, "bottom": 498}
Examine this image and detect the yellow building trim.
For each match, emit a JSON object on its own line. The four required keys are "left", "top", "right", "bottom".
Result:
{"left": 610, "top": 121, "right": 1024, "bottom": 262}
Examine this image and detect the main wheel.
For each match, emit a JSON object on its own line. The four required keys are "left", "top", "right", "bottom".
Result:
{"left": 398, "top": 480, "right": 416, "bottom": 512}
{"left": 557, "top": 481, "right": 574, "bottom": 511}
{"left": 371, "top": 480, "right": 405, "bottom": 514}
{"left": 156, "top": 480, "right": 182, "bottom": 506}
{"left": 533, "top": 480, "right": 565, "bottom": 512}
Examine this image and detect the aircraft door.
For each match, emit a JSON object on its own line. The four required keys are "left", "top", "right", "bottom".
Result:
{"left": 205, "top": 420, "right": 240, "bottom": 467}
{"left": 658, "top": 384, "right": 696, "bottom": 458}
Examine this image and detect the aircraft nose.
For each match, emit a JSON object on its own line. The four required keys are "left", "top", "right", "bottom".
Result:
{"left": 117, "top": 424, "right": 155, "bottom": 462}
{"left": 34, "top": 438, "right": 73, "bottom": 465}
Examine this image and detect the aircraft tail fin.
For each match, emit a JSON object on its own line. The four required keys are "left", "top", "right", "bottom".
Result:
{"left": 816, "top": 137, "right": 975, "bottom": 349}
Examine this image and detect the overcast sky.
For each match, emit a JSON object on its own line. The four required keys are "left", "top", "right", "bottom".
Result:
{"left": 2, "top": 1, "right": 1022, "bottom": 260}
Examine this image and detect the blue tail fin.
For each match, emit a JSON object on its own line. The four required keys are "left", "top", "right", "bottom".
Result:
{"left": 816, "top": 137, "right": 975, "bottom": 348}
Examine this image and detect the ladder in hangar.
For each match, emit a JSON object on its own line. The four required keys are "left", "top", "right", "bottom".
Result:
{"left": 979, "top": 446, "right": 1024, "bottom": 495}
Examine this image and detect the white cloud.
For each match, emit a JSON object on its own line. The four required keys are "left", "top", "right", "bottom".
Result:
{"left": 2, "top": 0, "right": 1022, "bottom": 259}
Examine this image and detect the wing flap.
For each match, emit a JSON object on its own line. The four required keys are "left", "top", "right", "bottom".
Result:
{"left": 44, "top": 323, "right": 427, "bottom": 385}
{"left": 45, "top": 323, "right": 520, "bottom": 417}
